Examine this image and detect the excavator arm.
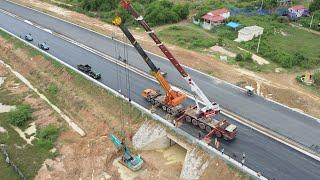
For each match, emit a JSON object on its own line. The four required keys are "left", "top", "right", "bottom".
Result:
{"left": 119, "top": 0, "right": 219, "bottom": 118}
{"left": 112, "top": 17, "right": 186, "bottom": 107}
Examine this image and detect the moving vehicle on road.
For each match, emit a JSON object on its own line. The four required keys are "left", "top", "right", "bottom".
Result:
{"left": 38, "top": 42, "right": 49, "bottom": 50}
{"left": 24, "top": 33, "right": 33, "bottom": 41}
{"left": 245, "top": 86, "right": 254, "bottom": 96}
{"left": 77, "top": 64, "right": 101, "bottom": 80}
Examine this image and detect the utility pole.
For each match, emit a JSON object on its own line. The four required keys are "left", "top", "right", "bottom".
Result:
{"left": 260, "top": 0, "right": 264, "bottom": 10}
{"left": 257, "top": 34, "right": 262, "bottom": 53}
{"left": 309, "top": 14, "right": 314, "bottom": 29}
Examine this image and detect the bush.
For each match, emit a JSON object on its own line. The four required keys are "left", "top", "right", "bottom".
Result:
{"left": 310, "top": 0, "right": 320, "bottom": 12}
{"left": 235, "top": 54, "right": 244, "bottom": 61}
{"left": 36, "top": 125, "right": 60, "bottom": 150}
{"left": 144, "top": 0, "right": 189, "bottom": 26}
{"left": 47, "top": 83, "right": 58, "bottom": 96}
{"left": 8, "top": 104, "right": 32, "bottom": 127}
{"left": 277, "top": 16, "right": 289, "bottom": 23}
{"left": 314, "top": 71, "right": 320, "bottom": 86}
{"left": 244, "top": 52, "right": 253, "bottom": 62}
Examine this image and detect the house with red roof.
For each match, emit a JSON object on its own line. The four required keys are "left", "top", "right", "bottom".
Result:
{"left": 288, "top": 5, "right": 308, "bottom": 18}
{"left": 201, "top": 8, "right": 230, "bottom": 30}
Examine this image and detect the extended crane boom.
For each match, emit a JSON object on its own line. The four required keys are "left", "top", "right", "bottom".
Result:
{"left": 113, "top": 17, "right": 186, "bottom": 113}
{"left": 120, "top": 0, "right": 219, "bottom": 118}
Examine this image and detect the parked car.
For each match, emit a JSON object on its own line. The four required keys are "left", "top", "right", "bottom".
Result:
{"left": 38, "top": 42, "right": 49, "bottom": 50}
{"left": 77, "top": 64, "right": 92, "bottom": 73}
{"left": 77, "top": 64, "right": 101, "bottom": 80}
{"left": 88, "top": 71, "right": 101, "bottom": 80}
{"left": 24, "top": 33, "right": 33, "bottom": 41}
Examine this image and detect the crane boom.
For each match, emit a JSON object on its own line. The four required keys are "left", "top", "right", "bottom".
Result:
{"left": 119, "top": 0, "right": 219, "bottom": 117}
{"left": 112, "top": 17, "right": 186, "bottom": 108}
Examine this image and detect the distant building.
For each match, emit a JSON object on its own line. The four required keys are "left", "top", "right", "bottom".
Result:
{"left": 235, "top": 26, "right": 264, "bottom": 42}
{"left": 201, "top": 8, "right": 230, "bottom": 30}
{"left": 288, "top": 5, "right": 308, "bottom": 18}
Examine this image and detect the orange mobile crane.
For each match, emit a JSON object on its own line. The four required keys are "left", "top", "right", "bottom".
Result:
{"left": 113, "top": 17, "right": 187, "bottom": 116}
{"left": 115, "top": 1, "right": 237, "bottom": 141}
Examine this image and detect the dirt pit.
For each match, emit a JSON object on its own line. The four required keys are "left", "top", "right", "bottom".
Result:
{"left": 113, "top": 144, "right": 187, "bottom": 180}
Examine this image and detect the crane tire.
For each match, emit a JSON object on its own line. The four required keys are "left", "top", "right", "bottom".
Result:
{"left": 150, "top": 99, "right": 155, "bottom": 105}
{"left": 186, "top": 116, "right": 192, "bottom": 123}
{"left": 215, "top": 131, "right": 222, "bottom": 138}
{"left": 199, "top": 123, "right": 206, "bottom": 130}
{"left": 192, "top": 119, "right": 198, "bottom": 126}
{"left": 162, "top": 106, "right": 167, "bottom": 111}
{"left": 205, "top": 126, "right": 212, "bottom": 133}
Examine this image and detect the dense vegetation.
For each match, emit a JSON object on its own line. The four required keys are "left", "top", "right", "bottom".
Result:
{"left": 36, "top": 124, "right": 60, "bottom": 150}
{"left": 8, "top": 104, "right": 32, "bottom": 127}
{"left": 309, "top": 0, "right": 320, "bottom": 12}
{"left": 67, "top": 0, "right": 190, "bottom": 26}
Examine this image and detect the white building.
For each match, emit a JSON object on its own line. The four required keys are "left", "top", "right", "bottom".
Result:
{"left": 235, "top": 26, "right": 264, "bottom": 42}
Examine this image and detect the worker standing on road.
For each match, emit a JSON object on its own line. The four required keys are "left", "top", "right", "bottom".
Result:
{"left": 242, "top": 152, "right": 246, "bottom": 159}
{"left": 241, "top": 158, "right": 245, "bottom": 166}
{"left": 198, "top": 131, "right": 202, "bottom": 139}
{"left": 221, "top": 148, "right": 224, "bottom": 155}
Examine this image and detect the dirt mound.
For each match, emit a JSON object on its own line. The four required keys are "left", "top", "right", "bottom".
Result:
{"left": 200, "top": 158, "right": 247, "bottom": 180}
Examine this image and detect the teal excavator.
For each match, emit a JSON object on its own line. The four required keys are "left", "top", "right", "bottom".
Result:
{"left": 109, "top": 134, "right": 144, "bottom": 171}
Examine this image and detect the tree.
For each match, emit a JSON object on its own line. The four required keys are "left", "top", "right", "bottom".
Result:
{"left": 309, "top": 0, "right": 320, "bottom": 12}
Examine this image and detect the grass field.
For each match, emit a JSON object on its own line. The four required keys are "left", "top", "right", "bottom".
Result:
{"left": 158, "top": 24, "right": 219, "bottom": 50}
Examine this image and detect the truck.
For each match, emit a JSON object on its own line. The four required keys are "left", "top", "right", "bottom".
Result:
{"left": 77, "top": 64, "right": 101, "bottom": 80}
{"left": 113, "top": 9, "right": 237, "bottom": 141}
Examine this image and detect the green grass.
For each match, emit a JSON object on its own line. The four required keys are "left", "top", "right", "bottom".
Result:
{"left": 232, "top": 15, "right": 320, "bottom": 69}
{"left": 0, "top": 75, "right": 59, "bottom": 179}
{"left": 8, "top": 104, "right": 33, "bottom": 127}
{"left": 0, "top": 113, "right": 59, "bottom": 179}
{"left": 158, "top": 24, "right": 218, "bottom": 50}
{"left": 0, "top": 158, "right": 20, "bottom": 180}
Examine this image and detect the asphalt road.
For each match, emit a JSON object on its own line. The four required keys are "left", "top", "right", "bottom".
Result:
{"left": 0, "top": 8, "right": 319, "bottom": 180}
{"left": 0, "top": 0, "right": 319, "bottom": 153}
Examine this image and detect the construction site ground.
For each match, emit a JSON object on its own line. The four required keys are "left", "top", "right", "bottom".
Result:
{"left": 11, "top": 0, "right": 320, "bottom": 119}
{"left": 0, "top": 26, "right": 247, "bottom": 179}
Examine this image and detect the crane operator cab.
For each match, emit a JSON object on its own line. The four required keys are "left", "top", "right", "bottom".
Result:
{"left": 245, "top": 86, "right": 254, "bottom": 96}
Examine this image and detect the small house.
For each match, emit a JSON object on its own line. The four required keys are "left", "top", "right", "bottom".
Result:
{"left": 288, "top": 5, "right": 308, "bottom": 18}
{"left": 201, "top": 8, "right": 230, "bottom": 30}
{"left": 235, "top": 26, "right": 264, "bottom": 42}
